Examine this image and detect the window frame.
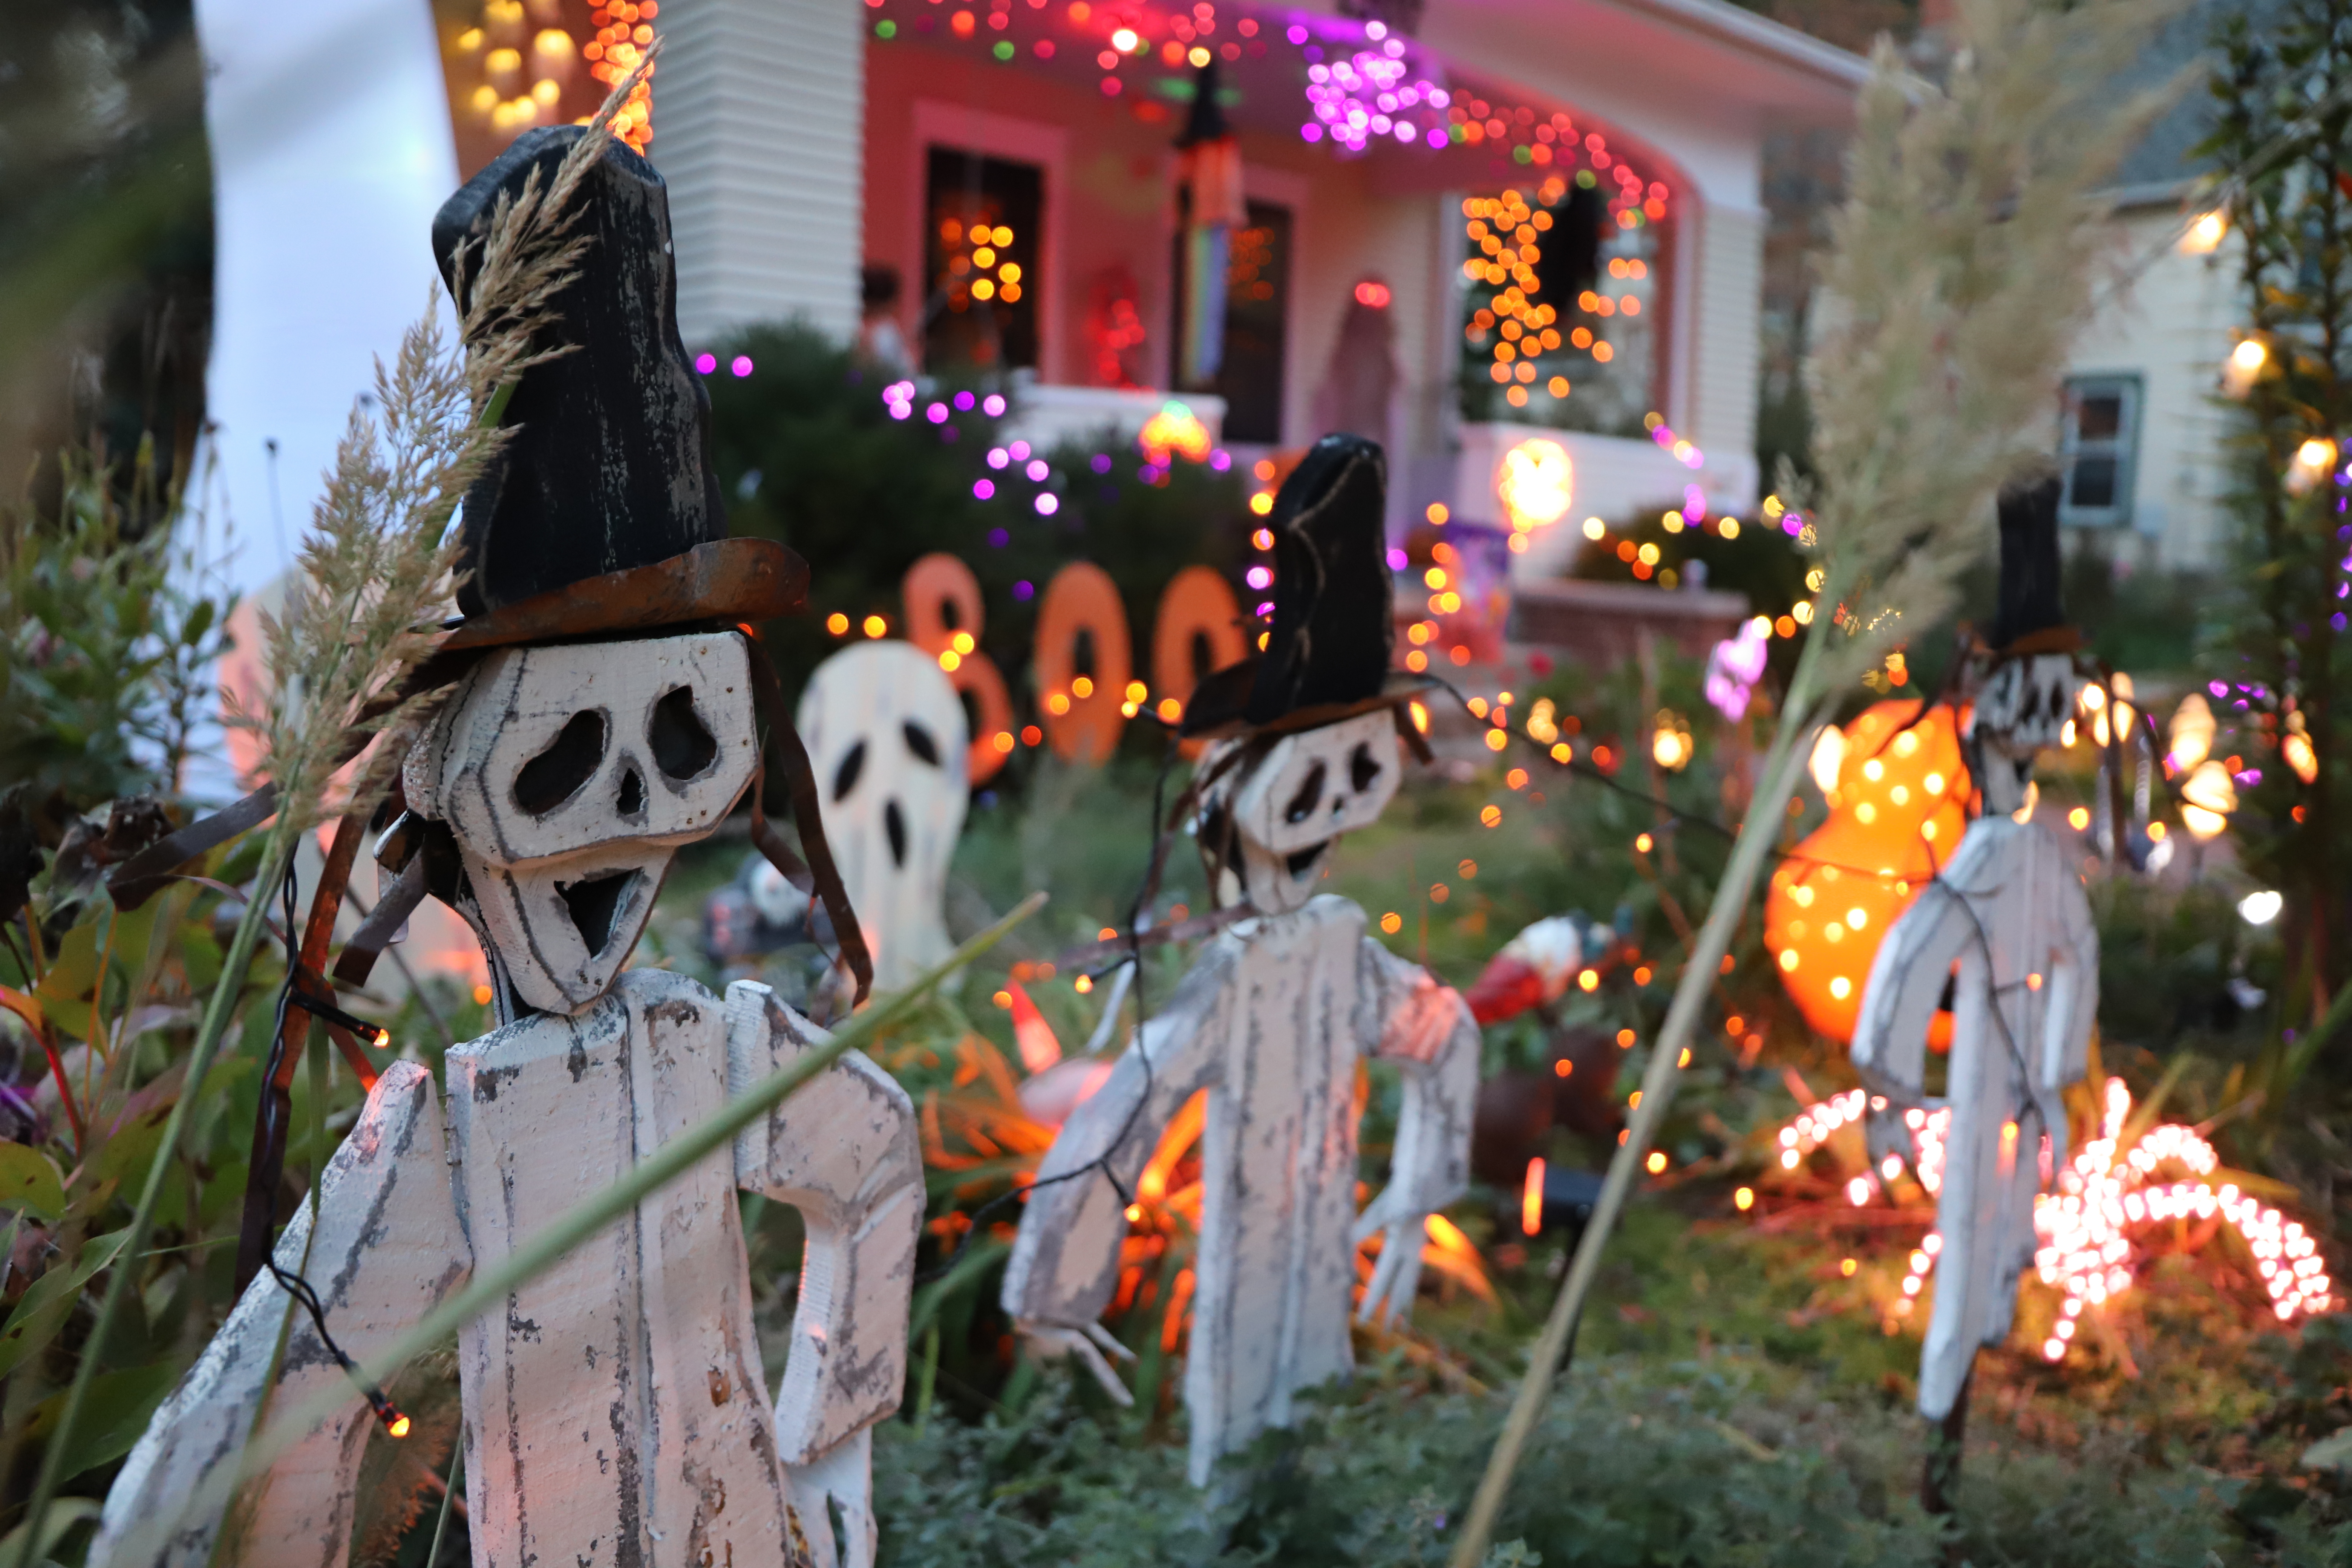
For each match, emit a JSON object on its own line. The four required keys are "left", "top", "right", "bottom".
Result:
{"left": 2057, "top": 372, "right": 2142, "bottom": 529}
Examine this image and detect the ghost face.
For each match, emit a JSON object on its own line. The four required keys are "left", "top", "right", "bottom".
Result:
{"left": 1196, "top": 709, "right": 1401, "bottom": 915}
{"left": 797, "top": 642, "right": 970, "bottom": 990}
{"left": 407, "top": 631, "right": 759, "bottom": 1013}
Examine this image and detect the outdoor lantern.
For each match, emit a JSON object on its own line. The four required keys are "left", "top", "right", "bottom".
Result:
{"left": 1766, "top": 700, "right": 1970, "bottom": 1043}
{"left": 2180, "top": 758, "right": 2238, "bottom": 839}
{"left": 1496, "top": 436, "right": 1574, "bottom": 534}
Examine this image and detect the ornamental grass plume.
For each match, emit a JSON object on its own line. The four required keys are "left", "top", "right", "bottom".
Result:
{"left": 9, "top": 56, "right": 658, "bottom": 1568}
{"left": 1448, "top": 2, "right": 2171, "bottom": 1560}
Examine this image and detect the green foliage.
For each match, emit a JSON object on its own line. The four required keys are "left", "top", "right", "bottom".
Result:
{"left": 702, "top": 323, "right": 1246, "bottom": 734}
{"left": 0, "top": 438, "right": 230, "bottom": 806}
{"left": 2198, "top": 0, "right": 2352, "bottom": 1041}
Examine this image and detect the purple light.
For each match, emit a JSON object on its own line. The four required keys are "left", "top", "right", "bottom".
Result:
{"left": 1010, "top": 440, "right": 1031, "bottom": 459}
{"left": 974, "top": 479, "right": 995, "bottom": 499}
{"left": 730, "top": 355, "right": 754, "bottom": 377}
{"left": 1256, "top": 600, "right": 1276, "bottom": 617}
{"left": 1090, "top": 453, "right": 1113, "bottom": 474}
{"left": 2337, "top": 612, "right": 2348, "bottom": 631}
{"left": 988, "top": 527, "right": 1010, "bottom": 548}
{"left": 1035, "top": 493, "right": 1060, "bottom": 516}
{"left": 2210, "top": 681, "right": 2228, "bottom": 698}
{"left": 954, "top": 390, "right": 976, "bottom": 411}
{"left": 2237, "top": 768, "right": 2262, "bottom": 786}
{"left": 1014, "top": 579, "right": 1035, "bottom": 601}
{"left": 1287, "top": 22, "right": 1307, "bottom": 41}
{"left": 1210, "top": 449, "right": 1231, "bottom": 471}
{"left": 1386, "top": 547, "right": 1408, "bottom": 570}
{"left": 927, "top": 403, "right": 949, "bottom": 423}
{"left": 1301, "top": 123, "right": 1325, "bottom": 143}
{"left": 694, "top": 352, "right": 717, "bottom": 374}
{"left": 1427, "top": 128, "right": 1449, "bottom": 148}
{"left": 1246, "top": 565, "right": 1273, "bottom": 590}
{"left": 1782, "top": 516, "right": 1802, "bottom": 536}
{"left": 1025, "top": 458, "right": 1050, "bottom": 482}
{"left": 983, "top": 394, "right": 1007, "bottom": 416}
{"left": 988, "top": 447, "right": 1010, "bottom": 469}
{"left": 888, "top": 401, "right": 913, "bottom": 421}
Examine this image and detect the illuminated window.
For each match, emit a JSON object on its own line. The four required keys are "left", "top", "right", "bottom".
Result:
{"left": 925, "top": 147, "right": 1042, "bottom": 371}
{"left": 2058, "top": 374, "right": 2140, "bottom": 529}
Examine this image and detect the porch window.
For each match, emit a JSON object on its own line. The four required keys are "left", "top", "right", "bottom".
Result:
{"left": 924, "top": 147, "right": 1042, "bottom": 372}
{"left": 1170, "top": 198, "right": 1292, "bottom": 443}
{"left": 2058, "top": 374, "right": 2140, "bottom": 528}
{"left": 1455, "top": 173, "right": 1663, "bottom": 437}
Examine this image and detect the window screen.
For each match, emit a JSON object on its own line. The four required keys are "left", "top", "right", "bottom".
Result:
{"left": 2058, "top": 375, "right": 2140, "bottom": 528}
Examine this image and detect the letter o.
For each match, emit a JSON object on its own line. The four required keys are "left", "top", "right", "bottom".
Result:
{"left": 1034, "top": 562, "right": 1133, "bottom": 764}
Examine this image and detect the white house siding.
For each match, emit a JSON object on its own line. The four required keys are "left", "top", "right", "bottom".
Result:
{"left": 1682, "top": 199, "right": 1764, "bottom": 511}
{"left": 2063, "top": 203, "right": 2242, "bottom": 570}
{"left": 653, "top": 0, "right": 866, "bottom": 348}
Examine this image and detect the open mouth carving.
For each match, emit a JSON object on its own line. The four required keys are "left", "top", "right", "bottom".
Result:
{"left": 557, "top": 870, "right": 638, "bottom": 957}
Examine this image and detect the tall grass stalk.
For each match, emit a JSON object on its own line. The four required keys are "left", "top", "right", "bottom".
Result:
{"left": 96, "top": 893, "right": 1044, "bottom": 1565}
{"left": 1446, "top": 0, "right": 2169, "bottom": 1557}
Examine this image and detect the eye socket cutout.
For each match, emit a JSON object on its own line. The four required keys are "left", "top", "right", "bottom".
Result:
{"left": 833, "top": 741, "right": 868, "bottom": 802}
{"left": 885, "top": 800, "right": 909, "bottom": 868}
{"left": 1348, "top": 742, "right": 1382, "bottom": 795}
{"left": 557, "top": 869, "right": 637, "bottom": 958}
{"left": 514, "top": 709, "right": 609, "bottom": 817}
{"left": 1284, "top": 760, "right": 1328, "bottom": 825}
{"left": 903, "top": 721, "right": 942, "bottom": 766}
{"left": 649, "top": 686, "right": 718, "bottom": 781}
{"left": 616, "top": 768, "right": 645, "bottom": 817}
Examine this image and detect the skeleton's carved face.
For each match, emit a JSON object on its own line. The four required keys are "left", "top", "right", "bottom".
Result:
{"left": 407, "top": 631, "right": 758, "bottom": 1013}
{"left": 798, "top": 642, "right": 969, "bottom": 989}
{"left": 1967, "top": 651, "right": 2076, "bottom": 813}
{"left": 1196, "top": 709, "right": 1401, "bottom": 914}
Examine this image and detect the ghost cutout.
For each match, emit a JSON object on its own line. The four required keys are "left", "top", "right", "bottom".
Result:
{"left": 798, "top": 641, "right": 970, "bottom": 992}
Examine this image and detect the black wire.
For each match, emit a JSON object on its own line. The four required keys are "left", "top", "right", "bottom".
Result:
{"left": 260, "top": 862, "right": 407, "bottom": 1435}
{"left": 918, "top": 737, "right": 1186, "bottom": 1285}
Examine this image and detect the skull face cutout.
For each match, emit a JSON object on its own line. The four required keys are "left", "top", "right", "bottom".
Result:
{"left": 1196, "top": 709, "right": 1401, "bottom": 914}
{"left": 798, "top": 642, "right": 970, "bottom": 991}
{"left": 407, "top": 631, "right": 759, "bottom": 1013}
{"left": 1967, "top": 651, "right": 2077, "bottom": 813}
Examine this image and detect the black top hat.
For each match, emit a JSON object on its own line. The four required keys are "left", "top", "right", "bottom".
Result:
{"left": 1989, "top": 469, "right": 2072, "bottom": 653}
{"left": 1182, "top": 433, "right": 1426, "bottom": 737}
{"left": 433, "top": 126, "right": 734, "bottom": 620}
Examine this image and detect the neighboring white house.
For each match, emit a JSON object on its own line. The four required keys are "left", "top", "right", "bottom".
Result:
{"left": 2051, "top": 3, "right": 2245, "bottom": 571}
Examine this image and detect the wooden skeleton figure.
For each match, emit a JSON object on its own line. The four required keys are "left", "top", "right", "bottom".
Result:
{"left": 1849, "top": 473, "right": 2098, "bottom": 1422}
{"left": 799, "top": 642, "right": 971, "bottom": 991}
{"left": 1001, "top": 437, "right": 1480, "bottom": 1487}
{"left": 97, "top": 130, "right": 918, "bottom": 1568}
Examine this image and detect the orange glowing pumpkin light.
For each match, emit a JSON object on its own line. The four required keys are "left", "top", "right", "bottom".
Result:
{"left": 1766, "top": 700, "right": 1970, "bottom": 1043}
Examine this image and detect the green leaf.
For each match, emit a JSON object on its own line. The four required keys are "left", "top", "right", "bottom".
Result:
{"left": 0, "top": 1229, "right": 130, "bottom": 1381}
{"left": 0, "top": 1144, "right": 66, "bottom": 1222}
{"left": 0, "top": 1495, "right": 98, "bottom": 1567}
{"left": 181, "top": 597, "right": 215, "bottom": 647}
{"left": 23, "top": 1360, "right": 178, "bottom": 1482}
{"left": 179, "top": 925, "right": 222, "bottom": 994}
{"left": 32, "top": 921, "right": 101, "bottom": 1011}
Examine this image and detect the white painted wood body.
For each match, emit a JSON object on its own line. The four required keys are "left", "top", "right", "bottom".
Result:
{"left": 98, "top": 974, "right": 920, "bottom": 1568}
{"left": 1001, "top": 895, "right": 1478, "bottom": 1485}
{"left": 1850, "top": 814, "right": 2099, "bottom": 1420}
{"left": 94, "top": 1064, "right": 465, "bottom": 1567}
{"left": 795, "top": 642, "right": 969, "bottom": 991}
